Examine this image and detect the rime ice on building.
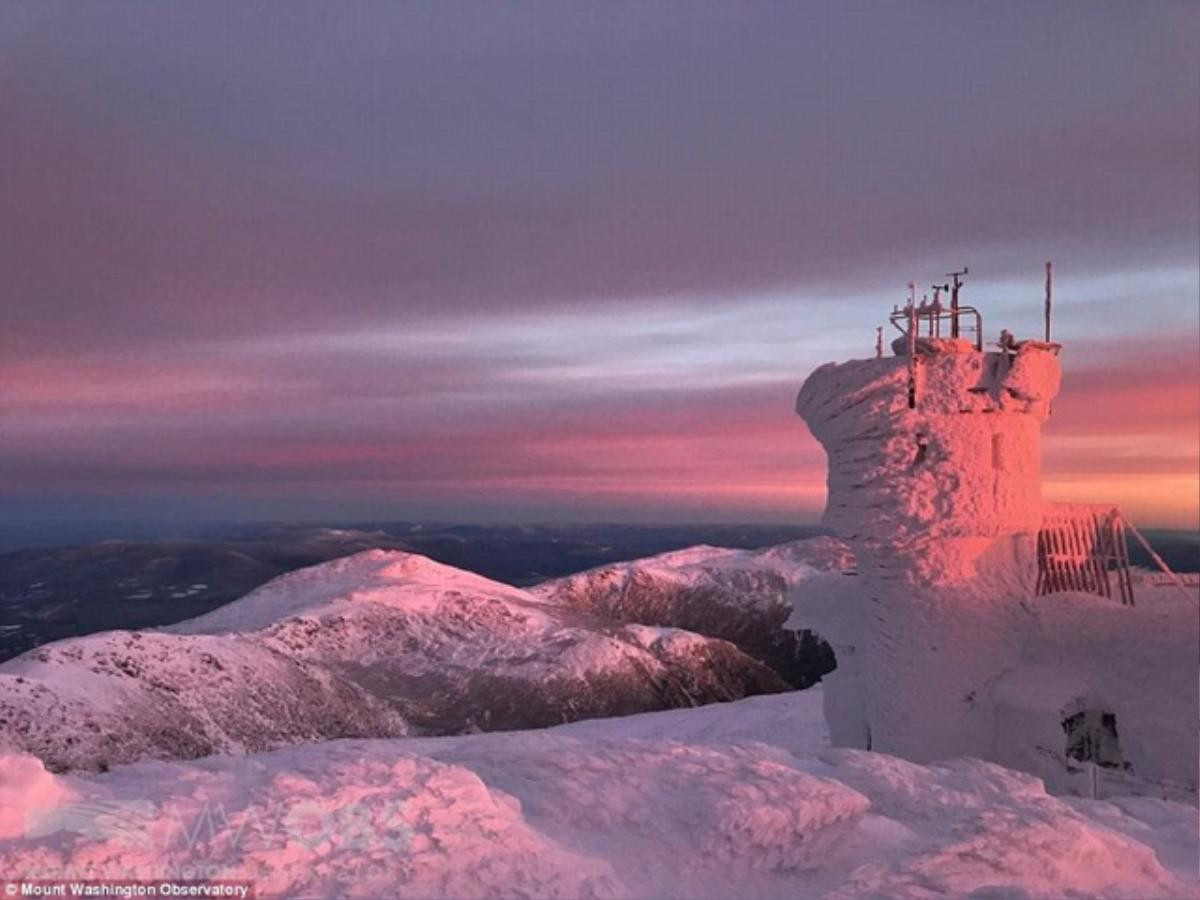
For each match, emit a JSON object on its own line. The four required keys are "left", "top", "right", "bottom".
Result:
{"left": 792, "top": 268, "right": 1199, "bottom": 800}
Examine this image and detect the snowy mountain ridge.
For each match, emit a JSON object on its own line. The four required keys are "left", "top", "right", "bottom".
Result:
{"left": 167, "top": 550, "right": 538, "bottom": 634}
{"left": 0, "top": 549, "right": 788, "bottom": 772}
{"left": 534, "top": 536, "right": 853, "bottom": 605}
{"left": 531, "top": 535, "right": 851, "bottom": 686}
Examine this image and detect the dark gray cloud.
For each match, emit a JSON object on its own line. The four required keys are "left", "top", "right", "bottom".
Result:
{"left": 1, "top": 2, "right": 1196, "bottom": 525}
{"left": 2, "top": 1, "right": 1196, "bottom": 354}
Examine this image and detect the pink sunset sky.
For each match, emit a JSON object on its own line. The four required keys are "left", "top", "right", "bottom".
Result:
{"left": 2, "top": 2, "right": 1197, "bottom": 529}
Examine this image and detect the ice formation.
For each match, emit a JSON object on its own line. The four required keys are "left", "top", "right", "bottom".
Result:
{"left": 792, "top": 328, "right": 1199, "bottom": 798}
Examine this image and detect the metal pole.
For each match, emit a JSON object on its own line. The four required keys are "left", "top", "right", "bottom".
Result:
{"left": 907, "top": 283, "right": 917, "bottom": 408}
{"left": 1044, "top": 260, "right": 1053, "bottom": 342}
{"left": 950, "top": 279, "right": 957, "bottom": 337}
{"left": 875, "top": 326, "right": 884, "bottom": 359}
{"left": 947, "top": 268, "right": 967, "bottom": 338}
{"left": 1123, "top": 513, "right": 1194, "bottom": 601}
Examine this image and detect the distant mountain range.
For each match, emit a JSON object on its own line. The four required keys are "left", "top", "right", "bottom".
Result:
{"left": 0, "top": 548, "right": 791, "bottom": 771}
{"left": 1, "top": 521, "right": 1195, "bottom": 775}
{"left": 0, "top": 520, "right": 1193, "bottom": 672}
{"left": 533, "top": 538, "right": 853, "bottom": 688}
{"left": 0, "top": 522, "right": 832, "bottom": 662}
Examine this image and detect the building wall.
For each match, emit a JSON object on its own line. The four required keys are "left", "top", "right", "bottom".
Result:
{"left": 796, "top": 345, "right": 1059, "bottom": 761}
{"left": 794, "top": 343, "right": 1198, "bottom": 795}
{"left": 991, "top": 586, "right": 1200, "bottom": 796}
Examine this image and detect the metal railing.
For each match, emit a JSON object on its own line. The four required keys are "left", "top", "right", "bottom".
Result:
{"left": 889, "top": 304, "right": 984, "bottom": 351}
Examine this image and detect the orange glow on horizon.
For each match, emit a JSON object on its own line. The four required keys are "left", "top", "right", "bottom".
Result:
{"left": 3, "top": 336, "right": 1196, "bottom": 530}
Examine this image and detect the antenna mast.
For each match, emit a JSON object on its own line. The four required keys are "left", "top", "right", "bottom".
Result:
{"left": 1044, "top": 261, "right": 1053, "bottom": 342}
{"left": 906, "top": 282, "right": 917, "bottom": 408}
{"left": 947, "top": 267, "right": 968, "bottom": 338}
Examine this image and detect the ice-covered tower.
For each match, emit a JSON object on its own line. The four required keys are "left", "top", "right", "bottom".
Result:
{"left": 796, "top": 329, "right": 1062, "bottom": 761}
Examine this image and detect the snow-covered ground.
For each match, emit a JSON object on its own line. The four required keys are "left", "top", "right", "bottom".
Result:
{"left": 1, "top": 687, "right": 1195, "bottom": 899}
{"left": 0, "top": 531, "right": 1193, "bottom": 898}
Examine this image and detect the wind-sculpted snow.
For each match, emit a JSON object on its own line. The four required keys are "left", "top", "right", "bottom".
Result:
{"left": 0, "top": 689, "right": 1193, "bottom": 899}
{"left": 532, "top": 536, "right": 851, "bottom": 686}
{"left": 0, "top": 551, "right": 786, "bottom": 771}
{"left": 796, "top": 348, "right": 1060, "bottom": 548}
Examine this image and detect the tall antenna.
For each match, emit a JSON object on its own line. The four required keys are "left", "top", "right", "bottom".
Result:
{"left": 906, "top": 282, "right": 917, "bottom": 408}
{"left": 946, "top": 267, "right": 968, "bottom": 338}
{"left": 1044, "top": 260, "right": 1053, "bottom": 342}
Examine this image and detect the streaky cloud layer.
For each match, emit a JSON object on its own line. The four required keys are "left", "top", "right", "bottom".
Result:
{"left": 0, "top": 3, "right": 1196, "bottom": 527}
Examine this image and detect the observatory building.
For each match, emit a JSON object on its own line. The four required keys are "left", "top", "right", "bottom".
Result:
{"left": 792, "top": 272, "right": 1198, "bottom": 799}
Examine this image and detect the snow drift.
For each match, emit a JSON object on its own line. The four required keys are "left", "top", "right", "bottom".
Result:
{"left": 0, "top": 688, "right": 1193, "bottom": 899}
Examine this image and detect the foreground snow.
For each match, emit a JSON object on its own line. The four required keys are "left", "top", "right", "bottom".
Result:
{"left": 1, "top": 688, "right": 1194, "bottom": 900}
